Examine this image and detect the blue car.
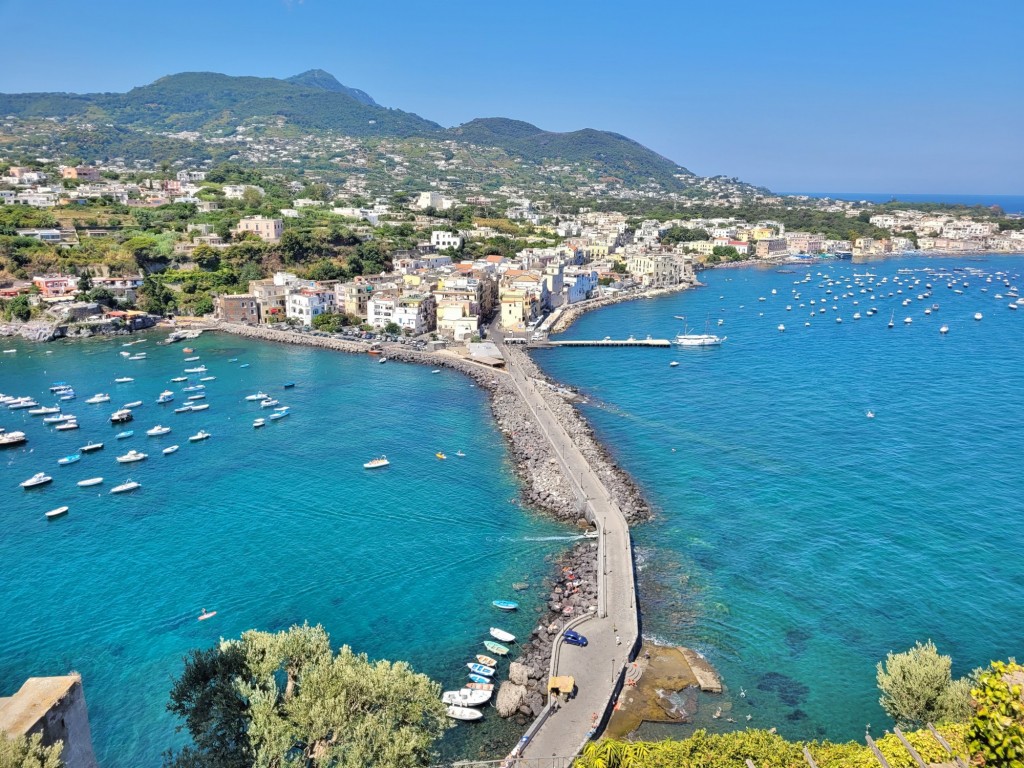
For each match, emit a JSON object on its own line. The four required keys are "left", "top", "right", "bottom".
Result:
{"left": 563, "top": 629, "right": 588, "bottom": 647}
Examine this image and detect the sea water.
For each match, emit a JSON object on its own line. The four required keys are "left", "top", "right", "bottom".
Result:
{"left": 534, "top": 253, "right": 1024, "bottom": 741}
{"left": 0, "top": 333, "right": 570, "bottom": 765}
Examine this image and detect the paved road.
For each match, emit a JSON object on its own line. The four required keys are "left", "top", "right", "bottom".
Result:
{"left": 498, "top": 341, "right": 638, "bottom": 761}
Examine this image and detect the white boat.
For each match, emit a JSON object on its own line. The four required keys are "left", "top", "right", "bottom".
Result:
{"left": 77, "top": 477, "right": 104, "bottom": 487}
{"left": 669, "top": 361, "right": 679, "bottom": 367}
{"left": 189, "top": 403, "right": 209, "bottom": 411}
{"left": 431, "top": 369, "right": 441, "bottom": 374}
{"left": 245, "top": 392, "right": 270, "bottom": 401}
{"left": 904, "top": 317, "right": 912, "bottom": 325}
{"left": 57, "top": 454, "right": 81, "bottom": 465}
{"left": 123, "top": 400, "right": 143, "bottom": 408}
{"left": 29, "top": 405, "right": 61, "bottom": 416}
{"left": 940, "top": 325, "right": 949, "bottom": 334}
{"left": 110, "top": 408, "right": 134, "bottom": 424}
{"left": 442, "top": 689, "right": 492, "bottom": 707}
{"left": 199, "top": 376, "right": 216, "bottom": 382}
{"left": 79, "top": 442, "right": 104, "bottom": 453}
{"left": 187, "top": 394, "right": 205, "bottom": 401}
{"left": 184, "top": 356, "right": 200, "bottom": 362}
{"left": 43, "top": 413, "right": 75, "bottom": 424}
{"left": 974, "top": 312, "right": 983, "bottom": 321}
{"left": 116, "top": 449, "right": 148, "bottom": 463}
{"left": 119, "top": 351, "right": 131, "bottom": 358}
{"left": 489, "top": 627, "right": 515, "bottom": 643}
{"left": 45, "top": 506, "right": 69, "bottom": 519}
{"left": 156, "top": 390, "right": 174, "bottom": 404}
{"left": 146, "top": 425, "right": 171, "bottom": 436}
{"left": 21, "top": 472, "right": 53, "bottom": 489}
{"left": 171, "top": 376, "right": 188, "bottom": 383}
{"left": 162, "top": 445, "right": 179, "bottom": 455}
{"left": 253, "top": 418, "right": 266, "bottom": 428}
{"left": 379, "top": 357, "right": 387, "bottom": 364}
{"left": 55, "top": 421, "right": 79, "bottom": 431}
{"left": 9, "top": 399, "right": 38, "bottom": 410}
{"left": 128, "top": 352, "right": 147, "bottom": 360}
{"left": 260, "top": 399, "right": 280, "bottom": 408}
{"left": 777, "top": 324, "right": 785, "bottom": 332}
{"left": 363, "top": 455, "right": 390, "bottom": 469}
{"left": 268, "top": 410, "right": 289, "bottom": 420}
{"left": 183, "top": 366, "right": 207, "bottom": 374}
{"left": 446, "top": 705, "right": 483, "bottom": 721}
{"left": 189, "top": 430, "right": 211, "bottom": 442}
{"left": 673, "top": 317, "right": 725, "bottom": 347}
{"left": 110, "top": 480, "right": 141, "bottom": 494}
{"left": 0, "top": 430, "right": 27, "bottom": 447}
{"left": 114, "top": 377, "right": 134, "bottom": 383}
{"left": 173, "top": 405, "right": 192, "bottom": 414}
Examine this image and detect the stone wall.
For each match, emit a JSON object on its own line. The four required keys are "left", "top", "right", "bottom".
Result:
{"left": 0, "top": 674, "right": 98, "bottom": 768}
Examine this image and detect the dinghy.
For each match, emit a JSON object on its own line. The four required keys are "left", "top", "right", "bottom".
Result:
{"left": 476, "top": 654, "right": 498, "bottom": 668}
{"left": 77, "top": 477, "right": 104, "bottom": 487}
{"left": 45, "top": 506, "right": 69, "bottom": 519}
{"left": 484, "top": 641, "right": 510, "bottom": 656}
{"left": 467, "top": 674, "right": 491, "bottom": 685}
{"left": 446, "top": 705, "right": 483, "bottom": 721}
{"left": 489, "top": 627, "right": 515, "bottom": 643}
{"left": 491, "top": 600, "right": 519, "bottom": 612}
{"left": 466, "top": 663, "right": 495, "bottom": 677}
{"left": 442, "top": 689, "right": 492, "bottom": 706}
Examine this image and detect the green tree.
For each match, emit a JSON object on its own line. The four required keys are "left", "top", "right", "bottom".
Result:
{"left": 611, "top": 261, "right": 627, "bottom": 274}
{"left": 312, "top": 313, "right": 345, "bottom": 333}
{"left": 192, "top": 245, "right": 222, "bottom": 272}
{"left": 661, "top": 225, "right": 710, "bottom": 245}
{"left": 7, "top": 294, "right": 31, "bottom": 322}
{"left": 165, "top": 624, "right": 448, "bottom": 768}
{"left": 241, "top": 187, "right": 263, "bottom": 209}
{"left": 86, "top": 287, "right": 117, "bottom": 307}
{"left": 384, "top": 321, "right": 401, "bottom": 336}
{"left": 138, "top": 276, "right": 176, "bottom": 316}
{"left": 0, "top": 732, "right": 63, "bottom": 768}
{"left": 77, "top": 273, "right": 93, "bottom": 293}
{"left": 712, "top": 245, "right": 741, "bottom": 261}
{"left": 877, "top": 641, "right": 972, "bottom": 729}
{"left": 967, "top": 660, "right": 1024, "bottom": 768}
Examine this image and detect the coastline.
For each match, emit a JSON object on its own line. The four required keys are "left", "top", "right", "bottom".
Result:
{"left": 550, "top": 281, "right": 698, "bottom": 334}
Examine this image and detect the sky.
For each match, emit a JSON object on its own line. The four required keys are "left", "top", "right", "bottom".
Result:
{"left": 1, "top": 0, "right": 1021, "bottom": 194}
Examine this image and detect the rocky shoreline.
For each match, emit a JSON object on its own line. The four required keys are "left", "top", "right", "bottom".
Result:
{"left": 550, "top": 280, "right": 698, "bottom": 334}
{"left": 0, "top": 315, "right": 158, "bottom": 341}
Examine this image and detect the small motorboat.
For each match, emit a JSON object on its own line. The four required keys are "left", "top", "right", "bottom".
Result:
{"left": 669, "top": 361, "right": 679, "bottom": 367}
{"left": 162, "top": 445, "right": 179, "bottom": 455}
{"left": 268, "top": 410, "right": 289, "bottom": 420}
{"left": 45, "top": 506, "right": 69, "bottom": 519}
{"left": 476, "top": 654, "right": 498, "bottom": 668}
{"left": 29, "top": 405, "right": 61, "bottom": 416}
{"left": 466, "top": 674, "right": 491, "bottom": 685}
{"left": 363, "top": 456, "right": 390, "bottom": 469}
{"left": 465, "top": 681, "right": 494, "bottom": 691}
{"left": 110, "top": 408, "right": 134, "bottom": 424}
{"left": 379, "top": 357, "right": 387, "bottom": 364}
{"left": 940, "top": 325, "right": 949, "bottom": 334}
{"left": 198, "top": 609, "right": 217, "bottom": 621}
{"left": 187, "top": 394, "right": 205, "bottom": 401}
{"left": 484, "top": 641, "right": 510, "bottom": 656}
{"left": 182, "top": 347, "right": 194, "bottom": 354}
{"left": 866, "top": 411, "right": 875, "bottom": 419}
{"left": 466, "top": 663, "right": 495, "bottom": 677}
{"left": 455, "top": 450, "right": 466, "bottom": 458}
{"left": 119, "top": 351, "right": 131, "bottom": 358}
{"left": 974, "top": 312, "right": 983, "bottom": 321}
{"left": 57, "top": 454, "right": 81, "bottom": 466}
{"left": 79, "top": 442, "right": 104, "bottom": 453}
{"left": 49, "top": 382, "right": 71, "bottom": 392}
{"left": 116, "top": 449, "right": 148, "bottom": 463}
{"left": 489, "top": 627, "right": 515, "bottom": 643}
{"left": 59, "top": 393, "right": 76, "bottom": 401}
{"left": 189, "top": 403, "right": 209, "bottom": 411}
{"left": 110, "top": 480, "right": 141, "bottom": 494}
{"left": 171, "top": 376, "right": 188, "bottom": 383}
{"left": 128, "top": 353, "right": 147, "bottom": 360}
{"left": 239, "top": 363, "right": 250, "bottom": 368}
{"left": 228, "top": 358, "right": 238, "bottom": 363}
{"left": 184, "top": 356, "right": 200, "bottom": 362}
{"left": 199, "top": 376, "right": 216, "bottom": 382}
{"left": 173, "top": 406, "right": 192, "bottom": 414}
{"left": 283, "top": 382, "right": 295, "bottom": 388}
{"left": 189, "top": 430, "right": 211, "bottom": 442}
{"left": 245, "top": 392, "right": 269, "bottom": 401}
{"left": 123, "top": 400, "right": 143, "bottom": 408}
{"left": 146, "top": 425, "right": 171, "bottom": 436}
{"left": 253, "top": 418, "right": 266, "bottom": 428}
{"left": 85, "top": 393, "right": 111, "bottom": 404}
{"left": 8, "top": 399, "right": 38, "bottom": 410}
{"left": 77, "top": 477, "right": 104, "bottom": 487}
{"left": 442, "top": 689, "right": 492, "bottom": 707}
{"left": 260, "top": 399, "right": 280, "bottom": 408}
{"left": 431, "top": 370, "right": 441, "bottom": 374}
{"left": 114, "top": 377, "right": 134, "bottom": 383}
{"left": 115, "top": 430, "right": 134, "bottom": 439}
{"left": 156, "top": 391, "right": 174, "bottom": 404}
{"left": 492, "top": 600, "right": 519, "bottom": 612}
{"left": 181, "top": 386, "right": 202, "bottom": 393}
{"left": 436, "top": 452, "right": 447, "bottom": 460}
{"left": 55, "top": 421, "right": 79, "bottom": 431}
{"left": 183, "top": 366, "right": 207, "bottom": 374}
{"left": 446, "top": 705, "right": 483, "bottom": 721}
{"left": 43, "top": 413, "right": 75, "bottom": 424}
{"left": 21, "top": 472, "right": 53, "bottom": 489}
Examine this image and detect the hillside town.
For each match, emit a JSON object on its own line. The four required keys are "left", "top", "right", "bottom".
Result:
{"left": 3, "top": 162, "right": 1023, "bottom": 342}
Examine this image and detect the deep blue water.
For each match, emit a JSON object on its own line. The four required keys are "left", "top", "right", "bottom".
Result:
{"left": 0, "top": 334, "right": 572, "bottom": 765}
{"left": 790, "top": 192, "right": 1024, "bottom": 214}
{"left": 534, "top": 254, "right": 1024, "bottom": 741}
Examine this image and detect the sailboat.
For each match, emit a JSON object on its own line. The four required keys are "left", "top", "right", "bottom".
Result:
{"left": 888, "top": 310, "right": 895, "bottom": 329}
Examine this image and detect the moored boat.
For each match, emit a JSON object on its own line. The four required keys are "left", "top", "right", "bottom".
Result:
{"left": 123, "top": 400, "right": 143, "bottom": 408}
{"left": 110, "top": 480, "right": 141, "bottom": 494}
{"left": 446, "top": 705, "right": 483, "bottom": 721}
{"left": 260, "top": 398, "right": 280, "bottom": 408}
{"left": 110, "top": 408, "right": 134, "bottom": 424}
{"left": 45, "top": 506, "right": 69, "bottom": 519}
{"left": 476, "top": 654, "right": 498, "bottom": 668}
{"left": 189, "top": 430, "right": 211, "bottom": 442}
{"left": 115, "top": 430, "right": 134, "bottom": 439}
{"left": 162, "top": 445, "right": 179, "bottom": 455}
{"left": 156, "top": 390, "right": 174, "bottom": 404}
{"left": 489, "top": 627, "right": 515, "bottom": 643}
{"left": 467, "top": 674, "right": 491, "bottom": 685}
{"left": 187, "top": 394, "right": 205, "bottom": 401}
{"left": 189, "top": 403, "right": 209, "bottom": 411}
{"left": 79, "top": 442, "right": 104, "bottom": 453}
{"left": 442, "top": 689, "right": 492, "bottom": 706}
{"left": 29, "top": 405, "right": 61, "bottom": 416}
{"left": 466, "top": 663, "right": 495, "bottom": 677}
{"left": 245, "top": 391, "right": 269, "bottom": 401}
{"left": 55, "top": 421, "right": 79, "bottom": 431}
{"left": 283, "top": 382, "right": 295, "bottom": 388}
{"left": 116, "top": 449, "right": 148, "bottom": 463}
{"left": 21, "top": 472, "right": 53, "bottom": 488}
{"left": 43, "top": 413, "right": 75, "bottom": 424}
{"left": 183, "top": 365, "right": 207, "bottom": 374}
{"left": 0, "top": 431, "right": 28, "bottom": 447}
{"left": 146, "top": 425, "right": 171, "bottom": 436}
{"left": 114, "top": 377, "right": 134, "bottom": 383}
{"left": 77, "top": 477, "right": 103, "bottom": 487}
{"left": 85, "top": 393, "right": 111, "bottom": 404}
{"left": 268, "top": 409, "right": 289, "bottom": 420}
{"left": 173, "top": 405, "right": 192, "bottom": 414}
{"left": 57, "top": 454, "right": 81, "bottom": 466}
{"left": 465, "top": 681, "right": 494, "bottom": 691}
{"left": 484, "top": 641, "right": 510, "bottom": 656}
{"left": 491, "top": 600, "right": 519, "bottom": 612}
{"left": 253, "top": 418, "right": 266, "bottom": 428}
{"left": 436, "top": 452, "right": 447, "bottom": 460}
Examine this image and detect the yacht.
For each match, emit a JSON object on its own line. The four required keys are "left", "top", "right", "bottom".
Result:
{"left": 156, "top": 390, "right": 174, "bottom": 404}
{"left": 110, "top": 408, "right": 134, "bottom": 424}
{"left": 146, "top": 425, "right": 171, "bottom": 436}
{"left": 20, "top": 472, "right": 53, "bottom": 489}
{"left": 673, "top": 317, "right": 726, "bottom": 347}
{"left": 29, "top": 405, "right": 61, "bottom": 416}
{"left": 188, "top": 430, "right": 212, "bottom": 442}
{"left": 116, "top": 449, "right": 148, "bottom": 463}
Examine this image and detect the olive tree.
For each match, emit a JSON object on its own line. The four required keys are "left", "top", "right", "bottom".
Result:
{"left": 876, "top": 640, "right": 972, "bottom": 728}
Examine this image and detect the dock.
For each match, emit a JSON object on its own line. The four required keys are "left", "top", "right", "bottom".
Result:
{"left": 545, "top": 338, "right": 671, "bottom": 348}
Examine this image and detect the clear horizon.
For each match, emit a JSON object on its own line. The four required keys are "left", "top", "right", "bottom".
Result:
{"left": 0, "top": 0, "right": 1021, "bottom": 194}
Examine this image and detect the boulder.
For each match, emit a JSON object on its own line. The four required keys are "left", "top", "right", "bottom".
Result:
{"left": 509, "top": 661, "right": 529, "bottom": 686}
{"left": 496, "top": 681, "right": 527, "bottom": 717}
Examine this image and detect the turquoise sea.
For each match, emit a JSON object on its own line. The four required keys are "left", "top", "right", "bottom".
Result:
{"left": 0, "top": 334, "right": 572, "bottom": 765}
{"left": 534, "top": 253, "right": 1024, "bottom": 741}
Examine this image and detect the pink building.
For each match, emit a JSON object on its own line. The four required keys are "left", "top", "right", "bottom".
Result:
{"left": 32, "top": 274, "right": 80, "bottom": 297}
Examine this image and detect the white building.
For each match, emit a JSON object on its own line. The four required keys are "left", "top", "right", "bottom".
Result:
{"left": 431, "top": 231, "right": 463, "bottom": 251}
{"left": 285, "top": 288, "right": 335, "bottom": 324}
{"left": 366, "top": 296, "right": 397, "bottom": 328}
{"left": 412, "top": 191, "right": 453, "bottom": 210}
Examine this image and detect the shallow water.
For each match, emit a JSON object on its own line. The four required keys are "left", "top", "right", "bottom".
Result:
{"left": 535, "top": 253, "right": 1024, "bottom": 740}
{"left": 0, "top": 332, "right": 567, "bottom": 764}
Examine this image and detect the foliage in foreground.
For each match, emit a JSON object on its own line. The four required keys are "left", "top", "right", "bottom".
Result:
{"left": 0, "top": 733, "right": 63, "bottom": 768}
{"left": 876, "top": 640, "right": 973, "bottom": 729}
{"left": 574, "top": 724, "right": 968, "bottom": 768}
{"left": 967, "top": 660, "right": 1024, "bottom": 768}
{"left": 164, "top": 623, "right": 448, "bottom": 768}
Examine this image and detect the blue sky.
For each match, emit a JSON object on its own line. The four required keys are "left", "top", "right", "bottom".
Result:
{"left": 1, "top": 0, "right": 1021, "bottom": 193}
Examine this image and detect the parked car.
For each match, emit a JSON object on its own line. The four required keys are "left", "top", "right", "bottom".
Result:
{"left": 563, "top": 629, "right": 588, "bottom": 647}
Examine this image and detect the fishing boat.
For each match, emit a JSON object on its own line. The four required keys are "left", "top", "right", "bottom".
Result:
{"left": 145, "top": 425, "right": 171, "bottom": 436}
{"left": 123, "top": 400, "right": 143, "bottom": 408}
{"left": 466, "top": 663, "right": 495, "bottom": 677}
{"left": 183, "top": 366, "right": 207, "bottom": 374}
{"left": 110, "top": 480, "right": 141, "bottom": 494}
{"left": 20, "top": 472, "right": 53, "bottom": 489}
{"left": 245, "top": 392, "right": 270, "bottom": 401}
{"left": 114, "top": 377, "right": 134, "bottom": 384}
{"left": 484, "top": 641, "right": 510, "bottom": 656}
{"left": 446, "top": 705, "right": 483, "bottom": 721}
{"left": 77, "top": 477, "right": 103, "bottom": 487}
{"left": 442, "top": 689, "right": 492, "bottom": 707}
{"left": 57, "top": 454, "right": 81, "bottom": 466}
{"left": 476, "top": 654, "right": 498, "bottom": 668}
{"left": 189, "top": 430, "right": 211, "bottom": 442}
{"left": 489, "top": 627, "right": 515, "bottom": 643}
{"left": 465, "top": 681, "right": 494, "bottom": 691}
{"left": 436, "top": 452, "right": 447, "bottom": 460}
{"left": 45, "top": 506, "right": 69, "bottom": 519}
{"left": 189, "top": 403, "right": 209, "bottom": 411}
{"left": 253, "top": 418, "right": 266, "bottom": 428}
{"left": 283, "top": 382, "right": 295, "bottom": 388}
{"left": 162, "top": 445, "right": 179, "bottom": 455}
{"left": 156, "top": 390, "right": 174, "bottom": 404}
{"left": 116, "top": 449, "right": 148, "bottom": 463}
{"left": 363, "top": 455, "right": 390, "bottom": 469}
{"left": 491, "top": 600, "right": 519, "bottom": 612}
{"left": 110, "top": 408, "right": 134, "bottom": 424}
{"left": 29, "top": 405, "right": 61, "bottom": 416}
{"left": 115, "top": 430, "right": 134, "bottom": 439}
{"left": 55, "top": 421, "right": 79, "bottom": 431}
{"left": 260, "top": 399, "right": 280, "bottom": 408}
{"left": 79, "top": 442, "right": 104, "bottom": 453}
{"left": 2, "top": 430, "right": 31, "bottom": 445}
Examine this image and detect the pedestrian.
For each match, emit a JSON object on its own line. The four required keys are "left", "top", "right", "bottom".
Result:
{"left": 616, "top": 635, "right": 621, "bottom": 645}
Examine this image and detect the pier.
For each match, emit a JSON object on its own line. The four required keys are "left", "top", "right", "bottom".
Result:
{"left": 500, "top": 344, "right": 639, "bottom": 763}
{"left": 544, "top": 338, "right": 671, "bottom": 348}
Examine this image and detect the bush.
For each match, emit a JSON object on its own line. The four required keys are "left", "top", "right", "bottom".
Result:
{"left": 876, "top": 641, "right": 972, "bottom": 728}
{"left": 967, "top": 660, "right": 1024, "bottom": 768}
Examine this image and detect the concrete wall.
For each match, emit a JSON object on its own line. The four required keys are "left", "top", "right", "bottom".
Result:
{"left": 0, "top": 675, "right": 98, "bottom": 768}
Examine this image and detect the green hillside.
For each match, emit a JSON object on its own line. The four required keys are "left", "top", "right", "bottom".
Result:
{"left": 285, "top": 69, "right": 378, "bottom": 106}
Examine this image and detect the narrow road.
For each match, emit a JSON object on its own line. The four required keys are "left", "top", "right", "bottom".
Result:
{"left": 498, "top": 341, "right": 638, "bottom": 760}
